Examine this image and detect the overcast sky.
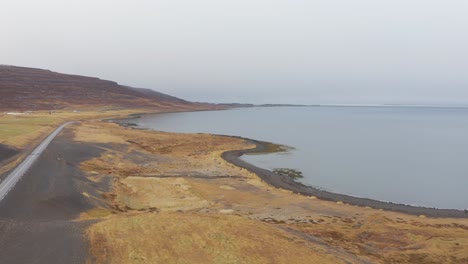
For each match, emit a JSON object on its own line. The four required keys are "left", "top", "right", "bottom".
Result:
{"left": 2, "top": 0, "right": 468, "bottom": 104}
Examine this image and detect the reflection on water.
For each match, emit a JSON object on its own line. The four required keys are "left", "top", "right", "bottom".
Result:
{"left": 128, "top": 106, "right": 468, "bottom": 209}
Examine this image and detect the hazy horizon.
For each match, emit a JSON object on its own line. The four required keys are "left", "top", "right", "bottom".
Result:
{"left": 2, "top": 0, "right": 468, "bottom": 105}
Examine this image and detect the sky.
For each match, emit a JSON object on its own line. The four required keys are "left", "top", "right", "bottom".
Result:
{"left": 2, "top": 0, "right": 468, "bottom": 105}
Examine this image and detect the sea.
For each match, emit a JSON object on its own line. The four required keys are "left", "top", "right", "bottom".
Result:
{"left": 126, "top": 106, "right": 468, "bottom": 210}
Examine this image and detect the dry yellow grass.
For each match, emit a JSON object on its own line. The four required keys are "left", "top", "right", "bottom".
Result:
{"left": 0, "top": 108, "right": 173, "bottom": 148}
{"left": 0, "top": 114, "right": 58, "bottom": 147}
{"left": 87, "top": 212, "right": 343, "bottom": 264}
{"left": 80, "top": 208, "right": 114, "bottom": 220}
{"left": 116, "top": 177, "right": 212, "bottom": 212}
{"left": 0, "top": 110, "right": 142, "bottom": 178}
{"left": 0, "top": 109, "right": 172, "bottom": 178}
{"left": 77, "top": 121, "right": 255, "bottom": 179}
{"left": 71, "top": 121, "right": 468, "bottom": 264}
{"left": 294, "top": 213, "right": 468, "bottom": 263}
{"left": 73, "top": 123, "right": 129, "bottom": 144}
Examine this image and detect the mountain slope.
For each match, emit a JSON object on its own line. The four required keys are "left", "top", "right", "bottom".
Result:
{"left": 0, "top": 65, "right": 195, "bottom": 110}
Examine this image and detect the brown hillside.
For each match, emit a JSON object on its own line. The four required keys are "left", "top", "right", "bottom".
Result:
{"left": 0, "top": 65, "right": 194, "bottom": 110}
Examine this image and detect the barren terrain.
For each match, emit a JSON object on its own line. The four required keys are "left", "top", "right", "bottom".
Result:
{"left": 0, "top": 110, "right": 467, "bottom": 263}
{"left": 0, "top": 127, "right": 106, "bottom": 263}
{"left": 0, "top": 65, "right": 206, "bottom": 111}
{"left": 74, "top": 121, "right": 468, "bottom": 264}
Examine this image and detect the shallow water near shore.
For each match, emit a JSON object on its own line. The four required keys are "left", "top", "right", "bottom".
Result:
{"left": 127, "top": 106, "right": 468, "bottom": 210}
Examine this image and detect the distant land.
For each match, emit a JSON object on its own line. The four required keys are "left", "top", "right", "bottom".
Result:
{"left": 216, "top": 103, "right": 309, "bottom": 108}
{"left": 1, "top": 64, "right": 467, "bottom": 264}
{"left": 2, "top": 65, "right": 467, "bottom": 112}
{"left": 0, "top": 65, "right": 209, "bottom": 111}
{"left": 311, "top": 103, "right": 468, "bottom": 109}
{"left": 0, "top": 65, "right": 312, "bottom": 112}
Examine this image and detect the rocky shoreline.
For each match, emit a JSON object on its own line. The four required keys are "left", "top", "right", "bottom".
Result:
{"left": 114, "top": 112, "right": 467, "bottom": 219}
{"left": 222, "top": 138, "right": 467, "bottom": 218}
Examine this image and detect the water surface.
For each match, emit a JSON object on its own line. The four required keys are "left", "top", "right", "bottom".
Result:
{"left": 128, "top": 106, "right": 468, "bottom": 210}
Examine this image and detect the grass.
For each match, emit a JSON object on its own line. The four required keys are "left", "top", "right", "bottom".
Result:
{"left": 0, "top": 114, "right": 58, "bottom": 147}
{"left": 115, "top": 177, "right": 212, "bottom": 212}
{"left": 77, "top": 121, "right": 468, "bottom": 264}
{"left": 0, "top": 108, "right": 156, "bottom": 148}
{"left": 0, "top": 109, "right": 150, "bottom": 176}
{"left": 81, "top": 207, "right": 114, "bottom": 219}
{"left": 86, "top": 212, "right": 341, "bottom": 264}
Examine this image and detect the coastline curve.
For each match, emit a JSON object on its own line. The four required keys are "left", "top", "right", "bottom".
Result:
{"left": 222, "top": 138, "right": 467, "bottom": 219}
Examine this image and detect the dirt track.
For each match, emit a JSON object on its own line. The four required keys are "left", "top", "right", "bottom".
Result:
{"left": 0, "top": 128, "right": 107, "bottom": 264}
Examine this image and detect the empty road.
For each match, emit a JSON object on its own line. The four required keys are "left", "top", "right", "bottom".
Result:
{"left": 0, "top": 122, "right": 75, "bottom": 202}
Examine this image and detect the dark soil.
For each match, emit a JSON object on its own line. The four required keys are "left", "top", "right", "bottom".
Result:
{"left": 0, "top": 128, "right": 111, "bottom": 264}
{"left": 0, "top": 144, "right": 19, "bottom": 163}
{"left": 0, "top": 65, "right": 195, "bottom": 111}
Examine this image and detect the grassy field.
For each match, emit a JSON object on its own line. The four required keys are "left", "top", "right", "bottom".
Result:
{"left": 0, "top": 108, "right": 163, "bottom": 148}
{"left": 0, "top": 109, "right": 149, "bottom": 177}
{"left": 73, "top": 121, "right": 468, "bottom": 264}
{"left": 87, "top": 212, "right": 342, "bottom": 264}
{"left": 1, "top": 114, "right": 467, "bottom": 263}
{"left": 0, "top": 114, "right": 58, "bottom": 147}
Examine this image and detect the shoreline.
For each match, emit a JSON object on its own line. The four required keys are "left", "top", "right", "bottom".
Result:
{"left": 114, "top": 110, "right": 467, "bottom": 219}
{"left": 222, "top": 138, "right": 467, "bottom": 218}
{"left": 82, "top": 116, "right": 468, "bottom": 263}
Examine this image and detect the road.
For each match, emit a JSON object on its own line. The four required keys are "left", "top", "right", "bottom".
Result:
{"left": 0, "top": 122, "right": 75, "bottom": 203}
{"left": 0, "top": 123, "right": 107, "bottom": 263}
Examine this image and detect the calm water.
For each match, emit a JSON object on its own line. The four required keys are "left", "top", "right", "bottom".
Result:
{"left": 128, "top": 106, "right": 468, "bottom": 210}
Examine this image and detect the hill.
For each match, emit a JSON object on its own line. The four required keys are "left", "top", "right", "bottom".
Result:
{"left": 0, "top": 65, "right": 198, "bottom": 111}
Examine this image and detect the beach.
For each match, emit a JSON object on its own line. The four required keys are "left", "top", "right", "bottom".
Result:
{"left": 222, "top": 138, "right": 467, "bottom": 218}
